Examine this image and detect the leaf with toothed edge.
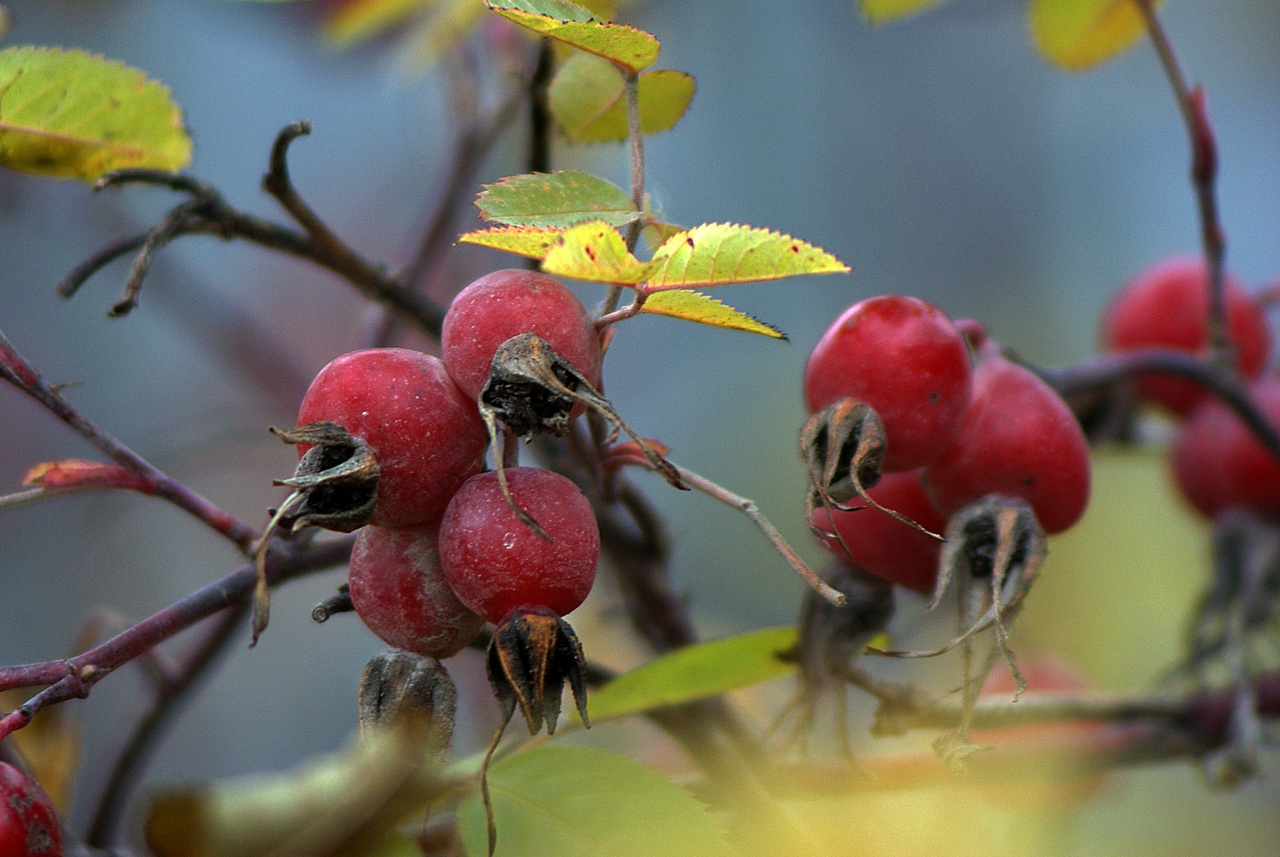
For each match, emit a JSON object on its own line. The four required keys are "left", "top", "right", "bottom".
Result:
{"left": 0, "top": 47, "right": 192, "bottom": 181}
{"left": 457, "top": 226, "right": 565, "bottom": 260}
{"left": 641, "top": 290, "right": 786, "bottom": 340}
{"left": 643, "top": 223, "right": 849, "bottom": 292}
{"left": 476, "top": 170, "right": 639, "bottom": 228}
{"left": 486, "top": 0, "right": 660, "bottom": 73}
{"left": 539, "top": 220, "right": 652, "bottom": 284}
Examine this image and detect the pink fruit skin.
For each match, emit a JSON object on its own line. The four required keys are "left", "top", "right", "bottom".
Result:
{"left": 297, "top": 348, "right": 488, "bottom": 527}
{"left": 439, "top": 468, "right": 600, "bottom": 623}
{"left": 804, "top": 295, "right": 973, "bottom": 472}
{"left": 348, "top": 524, "right": 484, "bottom": 658}
{"left": 1101, "top": 256, "right": 1271, "bottom": 416}
{"left": 0, "top": 762, "right": 62, "bottom": 857}
{"left": 924, "top": 355, "right": 1091, "bottom": 535}
{"left": 441, "top": 269, "right": 603, "bottom": 401}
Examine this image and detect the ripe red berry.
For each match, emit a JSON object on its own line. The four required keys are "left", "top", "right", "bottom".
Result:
{"left": 804, "top": 295, "right": 973, "bottom": 472}
{"left": 1101, "top": 256, "right": 1271, "bottom": 416}
{"left": 1171, "top": 378, "right": 1280, "bottom": 520}
{"left": 347, "top": 524, "right": 485, "bottom": 658}
{"left": 441, "top": 269, "right": 604, "bottom": 402}
{"left": 0, "top": 762, "right": 62, "bottom": 857}
{"left": 810, "top": 469, "right": 945, "bottom": 593}
{"left": 970, "top": 657, "right": 1109, "bottom": 810}
{"left": 923, "top": 354, "right": 1091, "bottom": 535}
{"left": 439, "top": 468, "right": 600, "bottom": 623}
{"left": 297, "top": 348, "right": 488, "bottom": 527}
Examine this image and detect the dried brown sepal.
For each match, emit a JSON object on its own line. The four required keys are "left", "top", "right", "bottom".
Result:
{"left": 248, "top": 421, "right": 380, "bottom": 645}
{"left": 478, "top": 333, "right": 683, "bottom": 535}
{"left": 357, "top": 650, "right": 458, "bottom": 760}
{"left": 485, "top": 607, "right": 589, "bottom": 736}
{"left": 771, "top": 561, "right": 895, "bottom": 757}
{"left": 869, "top": 495, "right": 1046, "bottom": 755}
{"left": 480, "top": 608, "right": 590, "bottom": 857}
{"left": 801, "top": 399, "right": 942, "bottom": 542}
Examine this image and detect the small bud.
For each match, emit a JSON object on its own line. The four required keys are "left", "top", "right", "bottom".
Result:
{"left": 358, "top": 650, "right": 458, "bottom": 759}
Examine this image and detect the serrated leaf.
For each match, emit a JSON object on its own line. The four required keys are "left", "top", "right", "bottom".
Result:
{"left": 476, "top": 170, "right": 638, "bottom": 228}
{"left": 587, "top": 627, "right": 798, "bottom": 723}
{"left": 457, "top": 746, "right": 737, "bottom": 857}
{"left": 540, "top": 220, "right": 651, "bottom": 284}
{"left": 324, "top": 0, "right": 431, "bottom": 48}
{"left": 860, "top": 0, "right": 950, "bottom": 24}
{"left": 641, "top": 290, "right": 786, "bottom": 340}
{"left": 145, "top": 727, "right": 446, "bottom": 857}
{"left": 643, "top": 224, "right": 849, "bottom": 292}
{"left": 1029, "top": 0, "right": 1162, "bottom": 71}
{"left": 0, "top": 47, "right": 191, "bottom": 181}
{"left": 457, "top": 225, "right": 565, "bottom": 259}
{"left": 548, "top": 52, "right": 694, "bottom": 142}
{"left": 487, "top": 0, "right": 660, "bottom": 73}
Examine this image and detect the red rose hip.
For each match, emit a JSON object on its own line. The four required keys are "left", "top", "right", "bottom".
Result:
{"left": 0, "top": 762, "right": 62, "bottom": 857}
{"left": 1101, "top": 256, "right": 1271, "bottom": 416}
{"left": 804, "top": 295, "right": 973, "bottom": 472}
{"left": 441, "top": 269, "right": 604, "bottom": 402}
{"left": 297, "top": 348, "right": 488, "bottom": 527}
{"left": 439, "top": 468, "right": 600, "bottom": 623}
{"left": 348, "top": 524, "right": 484, "bottom": 657}
{"left": 810, "top": 469, "right": 946, "bottom": 593}
{"left": 923, "top": 354, "right": 1091, "bottom": 535}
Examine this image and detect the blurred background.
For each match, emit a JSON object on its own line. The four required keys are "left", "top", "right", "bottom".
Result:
{"left": 2, "top": 0, "right": 1280, "bottom": 854}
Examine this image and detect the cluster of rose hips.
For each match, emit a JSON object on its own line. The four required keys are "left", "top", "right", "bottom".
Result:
{"left": 290, "top": 270, "right": 605, "bottom": 660}
{"left": 803, "top": 294, "right": 1092, "bottom": 594}
{"left": 1100, "top": 256, "right": 1279, "bottom": 522}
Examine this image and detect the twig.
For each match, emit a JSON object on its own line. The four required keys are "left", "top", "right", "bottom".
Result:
{"left": 0, "top": 535, "right": 353, "bottom": 739}
{"left": 1133, "top": 0, "right": 1230, "bottom": 361}
{"left": 86, "top": 601, "right": 249, "bottom": 846}
{"left": 0, "top": 329, "right": 258, "bottom": 551}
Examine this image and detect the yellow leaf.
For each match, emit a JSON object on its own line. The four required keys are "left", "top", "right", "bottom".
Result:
{"left": 457, "top": 225, "right": 564, "bottom": 259}
{"left": 324, "top": 0, "right": 431, "bottom": 48}
{"left": 641, "top": 290, "right": 786, "bottom": 339}
{"left": 643, "top": 223, "right": 849, "bottom": 291}
{"left": 487, "top": 0, "right": 660, "bottom": 73}
{"left": 540, "top": 220, "right": 651, "bottom": 284}
{"left": 1029, "top": 0, "right": 1163, "bottom": 71}
{"left": 860, "top": 0, "right": 951, "bottom": 24}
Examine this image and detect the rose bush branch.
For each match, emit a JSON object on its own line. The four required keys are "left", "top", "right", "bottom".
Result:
{"left": 0, "top": 535, "right": 354, "bottom": 741}
{"left": 0, "top": 328, "right": 258, "bottom": 551}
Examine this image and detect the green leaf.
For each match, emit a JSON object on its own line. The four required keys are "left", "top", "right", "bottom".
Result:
{"left": 641, "top": 290, "right": 786, "bottom": 340}
{"left": 457, "top": 745, "right": 737, "bottom": 857}
{"left": 487, "top": 0, "right": 660, "bottom": 73}
{"left": 1029, "top": 0, "right": 1162, "bottom": 71}
{"left": 0, "top": 47, "right": 192, "bottom": 181}
{"left": 145, "top": 727, "right": 447, "bottom": 857}
{"left": 457, "top": 225, "right": 565, "bottom": 259}
{"left": 549, "top": 52, "right": 695, "bottom": 142}
{"left": 476, "top": 170, "right": 639, "bottom": 228}
{"left": 540, "top": 220, "right": 651, "bottom": 284}
{"left": 859, "top": 0, "right": 950, "bottom": 24}
{"left": 587, "top": 627, "right": 798, "bottom": 723}
{"left": 643, "top": 223, "right": 850, "bottom": 292}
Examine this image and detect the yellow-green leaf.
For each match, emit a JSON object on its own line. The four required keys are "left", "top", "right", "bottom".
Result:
{"left": 641, "top": 290, "right": 786, "bottom": 340}
{"left": 400, "top": 0, "right": 488, "bottom": 73}
{"left": 548, "top": 52, "right": 695, "bottom": 142}
{"left": 1029, "top": 0, "right": 1162, "bottom": 71}
{"left": 323, "top": 0, "right": 429, "bottom": 47}
{"left": 643, "top": 223, "right": 850, "bottom": 292}
{"left": 457, "top": 225, "right": 565, "bottom": 259}
{"left": 487, "top": 0, "right": 660, "bottom": 73}
{"left": 540, "top": 220, "right": 651, "bottom": 284}
{"left": 0, "top": 47, "right": 192, "bottom": 181}
{"left": 860, "top": 0, "right": 950, "bottom": 24}
{"left": 641, "top": 219, "right": 686, "bottom": 248}
{"left": 587, "top": 627, "right": 799, "bottom": 724}
{"left": 476, "top": 170, "right": 639, "bottom": 228}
